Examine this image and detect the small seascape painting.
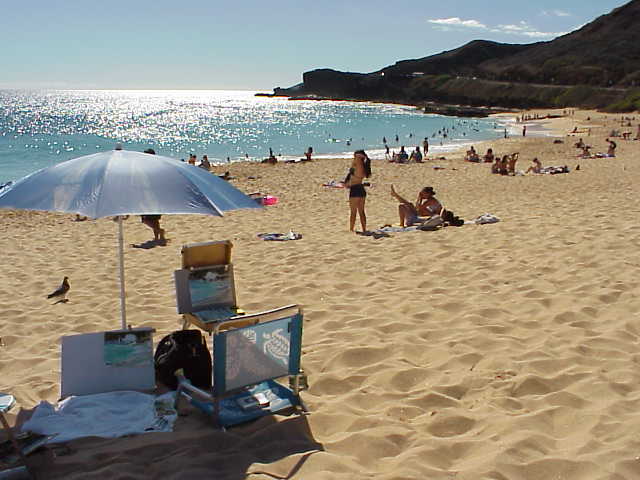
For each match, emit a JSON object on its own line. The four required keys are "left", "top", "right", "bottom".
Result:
{"left": 189, "top": 266, "right": 233, "bottom": 308}
{"left": 104, "top": 330, "right": 153, "bottom": 367}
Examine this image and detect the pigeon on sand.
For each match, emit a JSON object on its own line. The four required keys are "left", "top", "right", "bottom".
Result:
{"left": 47, "top": 277, "right": 70, "bottom": 304}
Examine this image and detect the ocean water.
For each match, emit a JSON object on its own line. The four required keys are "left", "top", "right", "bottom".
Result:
{"left": 0, "top": 89, "right": 513, "bottom": 183}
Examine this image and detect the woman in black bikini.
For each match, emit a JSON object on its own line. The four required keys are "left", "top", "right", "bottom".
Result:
{"left": 345, "top": 150, "right": 372, "bottom": 232}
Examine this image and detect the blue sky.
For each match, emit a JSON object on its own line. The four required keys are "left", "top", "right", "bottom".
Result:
{"left": 0, "top": 0, "right": 630, "bottom": 90}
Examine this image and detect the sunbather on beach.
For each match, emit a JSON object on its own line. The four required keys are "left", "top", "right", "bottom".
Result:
{"left": 199, "top": 155, "right": 211, "bottom": 170}
{"left": 483, "top": 148, "right": 494, "bottom": 163}
{"left": 465, "top": 146, "right": 480, "bottom": 162}
{"left": 578, "top": 145, "right": 592, "bottom": 158}
{"left": 497, "top": 155, "right": 509, "bottom": 175}
{"left": 409, "top": 146, "right": 423, "bottom": 163}
{"left": 526, "top": 157, "right": 542, "bottom": 174}
{"left": 491, "top": 156, "right": 501, "bottom": 174}
{"left": 390, "top": 184, "right": 442, "bottom": 227}
{"left": 507, "top": 152, "right": 519, "bottom": 174}
{"left": 391, "top": 146, "right": 409, "bottom": 163}
{"left": 304, "top": 147, "right": 313, "bottom": 161}
{"left": 346, "top": 150, "right": 371, "bottom": 232}
{"left": 606, "top": 138, "right": 617, "bottom": 157}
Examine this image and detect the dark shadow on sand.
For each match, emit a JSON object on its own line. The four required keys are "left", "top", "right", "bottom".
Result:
{"left": 30, "top": 409, "right": 324, "bottom": 479}
{"left": 131, "top": 239, "right": 168, "bottom": 249}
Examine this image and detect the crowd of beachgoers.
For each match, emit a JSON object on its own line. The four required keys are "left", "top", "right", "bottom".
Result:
{"left": 3, "top": 108, "right": 640, "bottom": 479}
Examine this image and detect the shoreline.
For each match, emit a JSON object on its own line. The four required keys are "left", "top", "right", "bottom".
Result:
{"left": 0, "top": 91, "right": 515, "bottom": 183}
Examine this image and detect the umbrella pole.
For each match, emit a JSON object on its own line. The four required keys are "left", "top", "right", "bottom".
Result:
{"left": 118, "top": 216, "right": 127, "bottom": 329}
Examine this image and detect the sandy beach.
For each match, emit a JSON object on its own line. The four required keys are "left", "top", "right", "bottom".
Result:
{"left": 2, "top": 108, "right": 640, "bottom": 479}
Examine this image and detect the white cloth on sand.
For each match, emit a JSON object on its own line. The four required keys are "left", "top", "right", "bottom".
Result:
{"left": 466, "top": 213, "right": 500, "bottom": 225}
{"left": 21, "top": 391, "right": 177, "bottom": 444}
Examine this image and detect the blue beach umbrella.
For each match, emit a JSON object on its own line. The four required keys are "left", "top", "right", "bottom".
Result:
{"left": 0, "top": 148, "right": 261, "bottom": 328}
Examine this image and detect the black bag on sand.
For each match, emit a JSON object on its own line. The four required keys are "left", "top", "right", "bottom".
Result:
{"left": 442, "top": 209, "right": 465, "bottom": 227}
{"left": 154, "top": 330, "right": 212, "bottom": 391}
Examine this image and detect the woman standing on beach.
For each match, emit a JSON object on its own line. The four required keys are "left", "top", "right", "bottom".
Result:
{"left": 345, "top": 150, "right": 371, "bottom": 232}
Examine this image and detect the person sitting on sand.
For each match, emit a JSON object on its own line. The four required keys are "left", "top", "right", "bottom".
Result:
{"left": 497, "top": 155, "right": 509, "bottom": 175}
{"left": 574, "top": 138, "right": 585, "bottom": 149}
{"left": 483, "top": 148, "right": 495, "bottom": 163}
{"left": 390, "top": 184, "right": 442, "bottom": 227}
{"left": 396, "top": 146, "right": 409, "bottom": 163}
{"left": 261, "top": 148, "right": 278, "bottom": 164}
{"left": 491, "top": 156, "right": 501, "bottom": 174}
{"left": 409, "top": 146, "right": 423, "bottom": 163}
{"left": 262, "top": 148, "right": 278, "bottom": 164}
{"left": 304, "top": 147, "right": 313, "bottom": 161}
{"left": 606, "top": 138, "right": 617, "bottom": 157}
{"left": 507, "top": 152, "right": 519, "bottom": 175}
{"left": 199, "top": 155, "right": 211, "bottom": 171}
{"left": 465, "top": 146, "right": 480, "bottom": 162}
{"left": 578, "top": 144, "right": 592, "bottom": 158}
{"left": 526, "top": 157, "right": 543, "bottom": 174}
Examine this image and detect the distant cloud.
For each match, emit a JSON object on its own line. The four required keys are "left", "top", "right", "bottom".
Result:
{"left": 542, "top": 9, "right": 570, "bottom": 17}
{"left": 491, "top": 21, "right": 567, "bottom": 38}
{"left": 428, "top": 16, "right": 566, "bottom": 39}
{"left": 428, "top": 17, "right": 486, "bottom": 29}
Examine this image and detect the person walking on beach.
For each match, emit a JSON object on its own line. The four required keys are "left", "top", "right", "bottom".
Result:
{"left": 422, "top": 137, "right": 429, "bottom": 157}
{"left": 345, "top": 150, "right": 371, "bottom": 233}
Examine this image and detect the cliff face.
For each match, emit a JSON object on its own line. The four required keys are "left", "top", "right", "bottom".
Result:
{"left": 274, "top": 0, "right": 640, "bottom": 111}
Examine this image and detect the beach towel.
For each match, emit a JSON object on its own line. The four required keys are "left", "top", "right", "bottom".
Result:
{"left": 468, "top": 213, "right": 500, "bottom": 225}
{"left": 356, "top": 230, "right": 392, "bottom": 239}
{"left": 249, "top": 193, "right": 278, "bottom": 205}
{"left": 321, "top": 180, "right": 345, "bottom": 188}
{"left": 257, "top": 231, "right": 302, "bottom": 241}
{"left": 540, "top": 166, "right": 570, "bottom": 174}
{"left": 21, "top": 391, "right": 177, "bottom": 444}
